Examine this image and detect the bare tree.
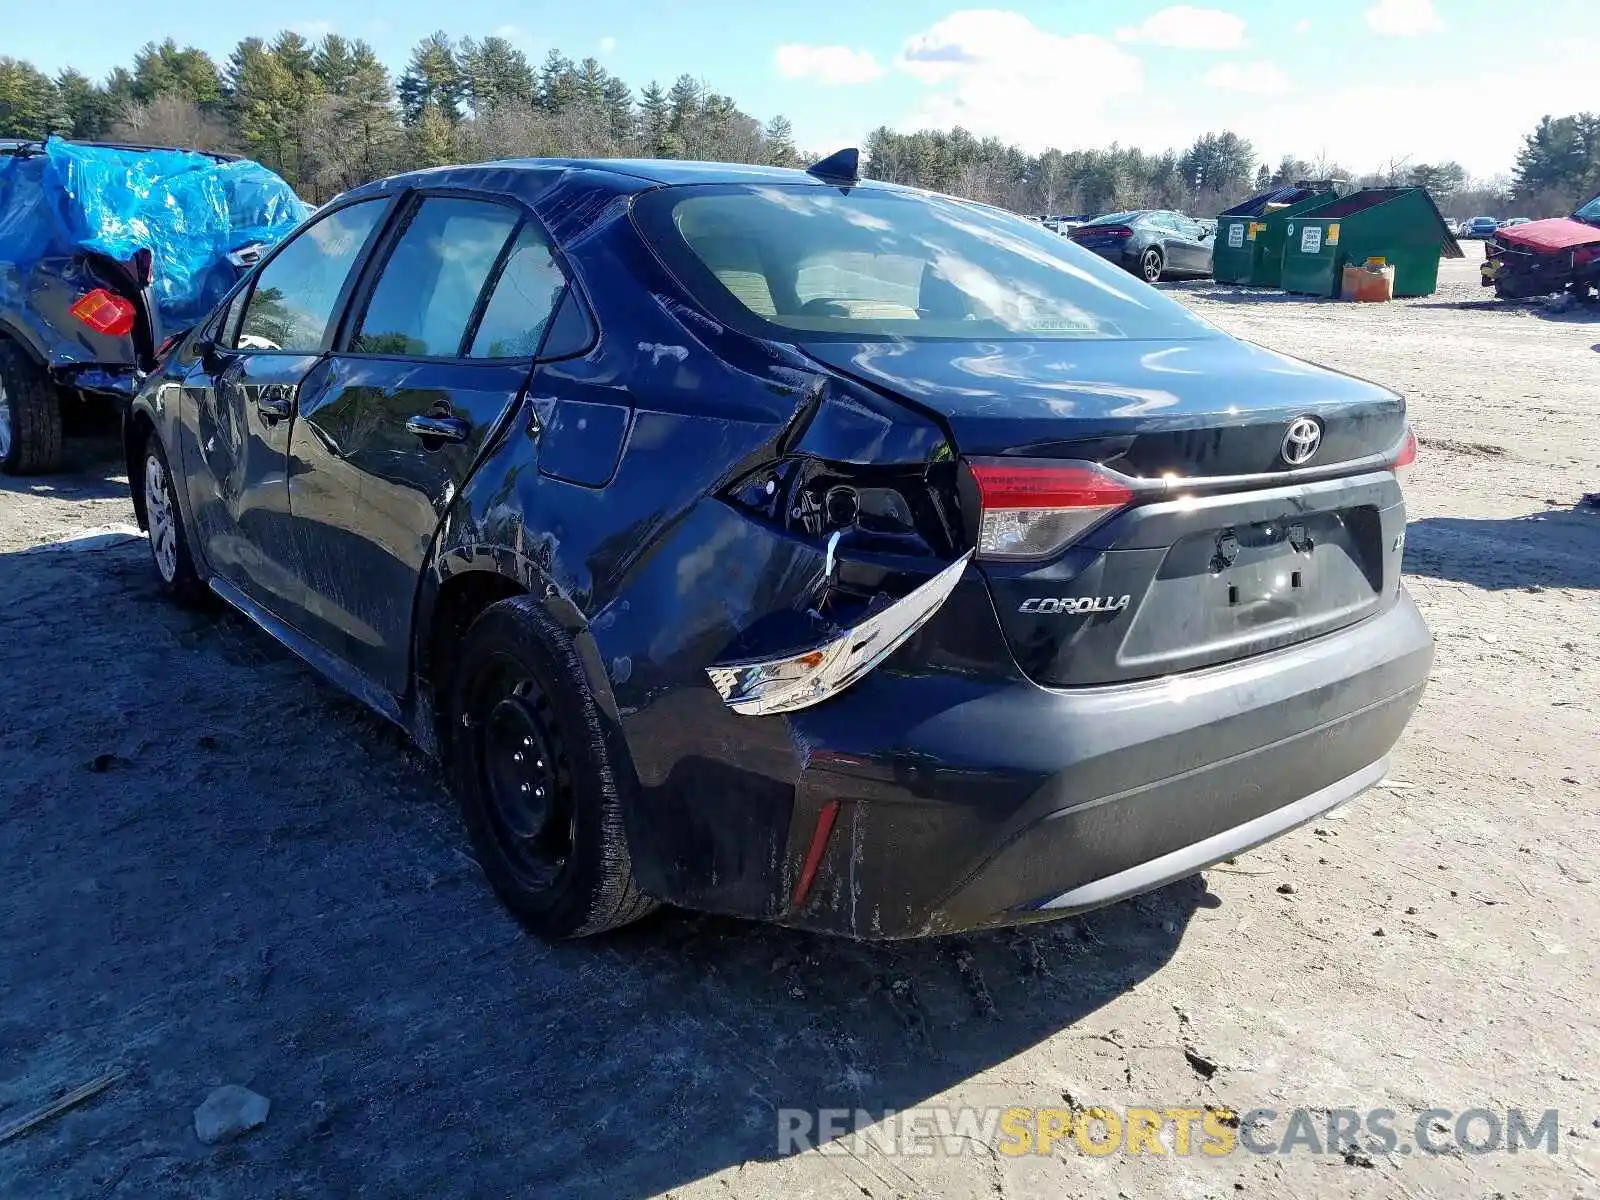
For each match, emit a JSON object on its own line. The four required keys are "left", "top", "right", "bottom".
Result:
{"left": 109, "top": 94, "right": 234, "bottom": 152}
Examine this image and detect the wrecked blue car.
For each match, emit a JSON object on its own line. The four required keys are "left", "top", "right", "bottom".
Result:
{"left": 0, "top": 137, "right": 306, "bottom": 473}
{"left": 126, "top": 152, "right": 1431, "bottom": 941}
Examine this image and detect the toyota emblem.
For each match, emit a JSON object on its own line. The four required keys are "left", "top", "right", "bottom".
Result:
{"left": 1281, "top": 417, "right": 1323, "bottom": 466}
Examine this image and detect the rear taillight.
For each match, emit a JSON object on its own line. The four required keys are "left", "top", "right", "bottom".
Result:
{"left": 1073, "top": 225, "right": 1132, "bottom": 240}
{"left": 1392, "top": 427, "right": 1417, "bottom": 488}
{"left": 969, "top": 462, "right": 1134, "bottom": 560}
{"left": 69, "top": 289, "right": 137, "bottom": 337}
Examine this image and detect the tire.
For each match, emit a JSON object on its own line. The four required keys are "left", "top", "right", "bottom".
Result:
{"left": 1140, "top": 247, "right": 1165, "bottom": 284}
{"left": 0, "top": 340, "right": 64, "bottom": 475}
{"left": 142, "top": 431, "right": 206, "bottom": 604}
{"left": 449, "top": 595, "right": 657, "bottom": 939}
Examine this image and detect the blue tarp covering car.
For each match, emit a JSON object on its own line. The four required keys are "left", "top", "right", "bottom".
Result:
{"left": 0, "top": 137, "right": 307, "bottom": 473}
{"left": 0, "top": 137, "right": 308, "bottom": 330}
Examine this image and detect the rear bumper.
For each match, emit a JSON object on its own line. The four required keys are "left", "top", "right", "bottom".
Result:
{"left": 694, "top": 588, "right": 1432, "bottom": 938}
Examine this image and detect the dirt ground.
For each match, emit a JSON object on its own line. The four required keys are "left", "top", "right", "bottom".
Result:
{"left": 1, "top": 243, "right": 1596, "bottom": 1199}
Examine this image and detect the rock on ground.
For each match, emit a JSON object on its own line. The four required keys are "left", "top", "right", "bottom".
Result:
{"left": 193, "top": 1085, "right": 270, "bottom": 1145}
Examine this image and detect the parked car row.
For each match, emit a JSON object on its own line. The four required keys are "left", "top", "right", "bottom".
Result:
{"left": 1449, "top": 216, "right": 1537, "bottom": 238}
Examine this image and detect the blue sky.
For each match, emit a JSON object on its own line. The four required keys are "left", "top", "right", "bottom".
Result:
{"left": 10, "top": 0, "right": 1595, "bottom": 177}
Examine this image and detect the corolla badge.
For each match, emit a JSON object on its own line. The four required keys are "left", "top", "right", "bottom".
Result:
{"left": 1281, "top": 416, "right": 1323, "bottom": 466}
{"left": 1019, "top": 595, "right": 1132, "bottom": 615}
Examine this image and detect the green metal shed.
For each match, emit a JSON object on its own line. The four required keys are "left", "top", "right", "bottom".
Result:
{"left": 1213, "top": 182, "right": 1346, "bottom": 287}
{"left": 1279, "top": 187, "right": 1463, "bottom": 298}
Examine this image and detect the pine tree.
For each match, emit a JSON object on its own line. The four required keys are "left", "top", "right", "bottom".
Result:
{"left": 0, "top": 58, "right": 62, "bottom": 138}
{"left": 458, "top": 36, "right": 535, "bottom": 116}
{"left": 398, "top": 32, "right": 464, "bottom": 125}
{"left": 312, "top": 35, "right": 358, "bottom": 95}
{"left": 131, "top": 39, "right": 223, "bottom": 106}
{"left": 54, "top": 69, "right": 110, "bottom": 138}
{"left": 666, "top": 74, "right": 701, "bottom": 132}
{"left": 537, "top": 50, "right": 578, "bottom": 113}
{"left": 413, "top": 100, "right": 456, "bottom": 167}
{"left": 763, "top": 115, "right": 798, "bottom": 168}
{"left": 637, "top": 80, "right": 670, "bottom": 155}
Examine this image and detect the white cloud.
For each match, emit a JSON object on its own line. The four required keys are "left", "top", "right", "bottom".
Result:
{"left": 1364, "top": 0, "right": 1444, "bottom": 36}
{"left": 1203, "top": 60, "right": 1290, "bottom": 94}
{"left": 1295, "top": 18, "right": 1313, "bottom": 32}
{"left": 896, "top": 10, "right": 1143, "bottom": 150}
{"left": 774, "top": 44, "right": 885, "bottom": 85}
{"left": 291, "top": 19, "right": 334, "bottom": 38}
{"left": 1114, "top": 6, "right": 1246, "bottom": 50}
{"left": 1233, "top": 39, "right": 1599, "bottom": 178}
{"left": 598, "top": 36, "right": 617, "bottom": 54}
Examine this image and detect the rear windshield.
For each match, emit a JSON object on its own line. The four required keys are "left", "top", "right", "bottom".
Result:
{"left": 1576, "top": 195, "right": 1600, "bottom": 224}
{"left": 1086, "top": 211, "right": 1146, "bottom": 226}
{"left": 632, "top": 185, "right": 1214, "bottom": 342}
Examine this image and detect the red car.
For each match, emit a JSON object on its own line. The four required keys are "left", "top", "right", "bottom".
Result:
{"left": 1481, "top": 192, "right": 1600, "bottom": 300}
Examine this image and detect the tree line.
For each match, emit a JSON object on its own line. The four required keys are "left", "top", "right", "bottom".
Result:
{"left": 0, "top": 33, "right": 802, "bottom": 203}
{"left": 0, "top": 34, "right": 1594, "bottom": 219}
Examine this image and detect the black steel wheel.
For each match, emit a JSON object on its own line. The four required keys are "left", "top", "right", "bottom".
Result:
{"left": 449, "top": 595, "right": 656, "bottom": 939}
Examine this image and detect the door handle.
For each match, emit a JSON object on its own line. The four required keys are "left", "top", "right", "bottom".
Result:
{"left": 257, "top": 383, "right": 295, "bottom": 420}
{"left": 405, "top": 413, "right": 471, "bottom": 443}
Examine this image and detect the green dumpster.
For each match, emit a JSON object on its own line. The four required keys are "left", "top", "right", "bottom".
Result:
{"left": 1213, "top": 182, "right": 1346, "bottom": 287}
{"left": 1279, "top": 187, "right": 1463, "bottom": 298}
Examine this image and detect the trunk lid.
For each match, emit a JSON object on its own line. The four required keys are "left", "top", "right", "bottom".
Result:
{"left": 799, "top": 335, "right": 1404, "bottom": 472}
{"left": 801, "top": 336, "right": 1409, "bottom": 687}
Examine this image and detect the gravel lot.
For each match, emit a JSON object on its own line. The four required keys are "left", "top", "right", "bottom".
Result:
{"left": 1, "top": 244, "right": 1596, "bottom": 1199}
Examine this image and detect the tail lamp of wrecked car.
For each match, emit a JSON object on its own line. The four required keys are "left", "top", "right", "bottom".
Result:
{"left": 705, "top": 431, "right": 1418, "bottom": 717}
{"left": 68, "top": 288, "right": 138, "bottom": 337}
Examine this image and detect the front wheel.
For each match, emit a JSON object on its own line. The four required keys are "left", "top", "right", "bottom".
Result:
{"left": 1140, "top": 247, "right": 1165, "bottom": 284}
{"left": 142, "top": 433, "right": 206, "bottom": 604}
{"left": 449, "top": 596, "right": 657, "bottom": 939}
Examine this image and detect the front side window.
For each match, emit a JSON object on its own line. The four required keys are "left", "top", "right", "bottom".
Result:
{"left": 354, "top": 198, "right": 520, "bottom": 357}
{"left": 235, "top": 200, "right": 386, "bottom": 353}
{"left": 468, "top": 223, "right": 567, "bottom": 358}
{"left": 635, "top": 187, "right": 1213, "bottom": 342}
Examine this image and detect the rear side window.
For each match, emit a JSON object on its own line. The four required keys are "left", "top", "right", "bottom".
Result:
{"left": 354, "top": 198, "right": 519, "bottom": 357}
{"left": 634, "top": 187, "right": 1213, "bottom": 342}
{"left": 468, "top": 223, "right": 567, "bottom": 358}
{"left": 235, "top": 200, "right": 385, "bottom": 352}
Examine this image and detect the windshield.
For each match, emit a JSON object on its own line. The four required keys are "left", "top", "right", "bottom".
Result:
{"left": 632, "top": 186, "right": 1212, "bottom": 343}
{"left": 1576, "top": 194, "right": 1600, "bottom": 225}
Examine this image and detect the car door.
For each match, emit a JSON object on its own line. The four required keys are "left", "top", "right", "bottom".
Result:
{"left": 1162, "top": 214, "right": 1207, "bottom": 272}
{"left": 181, "top": 199, "right": 389, "bottom": 614}
{"left": 283, "top": 195, "right": 574, "bottom": 695}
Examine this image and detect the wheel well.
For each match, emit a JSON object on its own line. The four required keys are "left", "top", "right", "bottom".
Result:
{"left": 425, "top": 569, "right": 529, "bottom": 718}
{"left": 125, "top": 410, "right": 156, "bottom": 529}
{"left": 0, "top": 322, "right": 47, "bottom": 369}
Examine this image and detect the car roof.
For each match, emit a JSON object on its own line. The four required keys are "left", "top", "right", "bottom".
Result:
{"left": 0, "top": 136, "right": 241, "bottom": 162}
{"left": 492, "top": 156, "right": 902, "bottom": 190}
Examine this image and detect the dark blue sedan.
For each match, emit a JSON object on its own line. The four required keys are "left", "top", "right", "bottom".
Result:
{"left": 125, "top": 152, "right": 1431, "bottom": 939}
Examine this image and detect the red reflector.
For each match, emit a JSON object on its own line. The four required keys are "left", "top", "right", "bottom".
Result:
{"left": 790, "top": 799, "right": 841, "bottom": 907}
{"left": 970, "top": 463, "right": 1134, "bottom": 510}
{"left": 69, "top": 289, "right": 137, "bottom": 337}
